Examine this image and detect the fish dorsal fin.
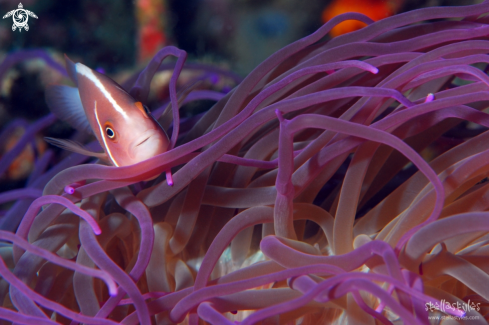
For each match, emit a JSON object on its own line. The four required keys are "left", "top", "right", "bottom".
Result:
{"left": 44, "top": 137, "right": 108, "bottom": 161}
{"left": 45, "top": 85, "right": 93, "bottom": 134}
{"left": 64, "top": 55, "right": 78, "bottom": 85}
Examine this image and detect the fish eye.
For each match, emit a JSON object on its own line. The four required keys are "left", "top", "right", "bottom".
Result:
{"left": 106, "top": 127, "right": 115, "bottom": 139}
{"left": 143, "top": 105, "right": 151, "bottom": 114}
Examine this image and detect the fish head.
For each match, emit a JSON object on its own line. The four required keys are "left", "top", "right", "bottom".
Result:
{"left": 75, "top": 62, "right": 170, "bottom": 167}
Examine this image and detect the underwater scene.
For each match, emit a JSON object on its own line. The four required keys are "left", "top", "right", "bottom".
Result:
{"left": 1, "top": 0, "right": 489, "bottom": 324}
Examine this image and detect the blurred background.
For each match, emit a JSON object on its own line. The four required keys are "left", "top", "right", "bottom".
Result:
{"left": 0, "top": 0, "right": 484, "bottom": 74}
{"left": 0, "top": 0, "right": 484, "bottom": 185}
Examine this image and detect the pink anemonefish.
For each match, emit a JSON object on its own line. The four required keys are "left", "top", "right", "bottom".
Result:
{"left": 45, "top": 55, "right": 170, "bottom": 168}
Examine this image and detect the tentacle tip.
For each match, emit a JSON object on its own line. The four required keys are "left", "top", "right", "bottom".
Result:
{"left": 94, "top": 228, "right": 102, "bottom": 235}
{"left": 166, "top": 170, "right": 174, "bottom": 186}
{"left": 275, "top": 109, "right": 284, "bottom": 122}
{"left": 371, "top": 67, "right": 379, "bottom": 74}
{"left": 64, "top": 186, "right": 75, "bottom": 195}
{"left": 424, "top": 93, "right": 434, "bottom": 103}
{"left": 109, "top": 287, "right": 118, "bottom": 296}
{"left": 447, "top": 306, "right": 466, "bottom": 317}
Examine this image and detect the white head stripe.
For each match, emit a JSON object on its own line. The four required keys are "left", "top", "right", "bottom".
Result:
{"left": 94, "top": 101, "right": 119, "bottom": 167}
{"left": 76, "top": 63, "right": 128, "bottom": 119}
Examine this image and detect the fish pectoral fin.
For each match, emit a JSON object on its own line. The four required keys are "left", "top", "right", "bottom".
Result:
{"left": 44, "top": 137, "right": 108, "bottom": 160}
{"left": 45, "top": 85, "right": 92, "bottom": 134}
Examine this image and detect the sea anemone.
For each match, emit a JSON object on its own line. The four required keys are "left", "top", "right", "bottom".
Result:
{"left": 3, "top": 2, "right": 489, "bottom": 324}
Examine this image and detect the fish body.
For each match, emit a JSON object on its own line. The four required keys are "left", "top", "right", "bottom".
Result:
{"left": 45, "top": 56, "right": 170, "bottom": 167}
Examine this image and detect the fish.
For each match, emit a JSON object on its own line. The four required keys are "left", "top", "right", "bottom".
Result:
{"left": 45, "top": 55, "right": 170, "bottom": 167}
{"left": 322, "top": 0, "right": 400, "bottom": 37}
{"left": 2, "top": 129, "right": 46, "bottom": 180}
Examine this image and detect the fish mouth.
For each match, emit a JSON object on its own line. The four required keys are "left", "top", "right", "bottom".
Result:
{"left": 130, "top": 129, "right": 157, "bottom": 150}
{"left": 136, "top": 136, "right": 151, "bottom": 147}
{"left": 129, "top": 129, "right": 165, "bottom": 161}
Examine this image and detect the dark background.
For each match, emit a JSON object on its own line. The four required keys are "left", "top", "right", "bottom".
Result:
{"left": 0, "top": 0, "right": 483, "bottom": 74}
